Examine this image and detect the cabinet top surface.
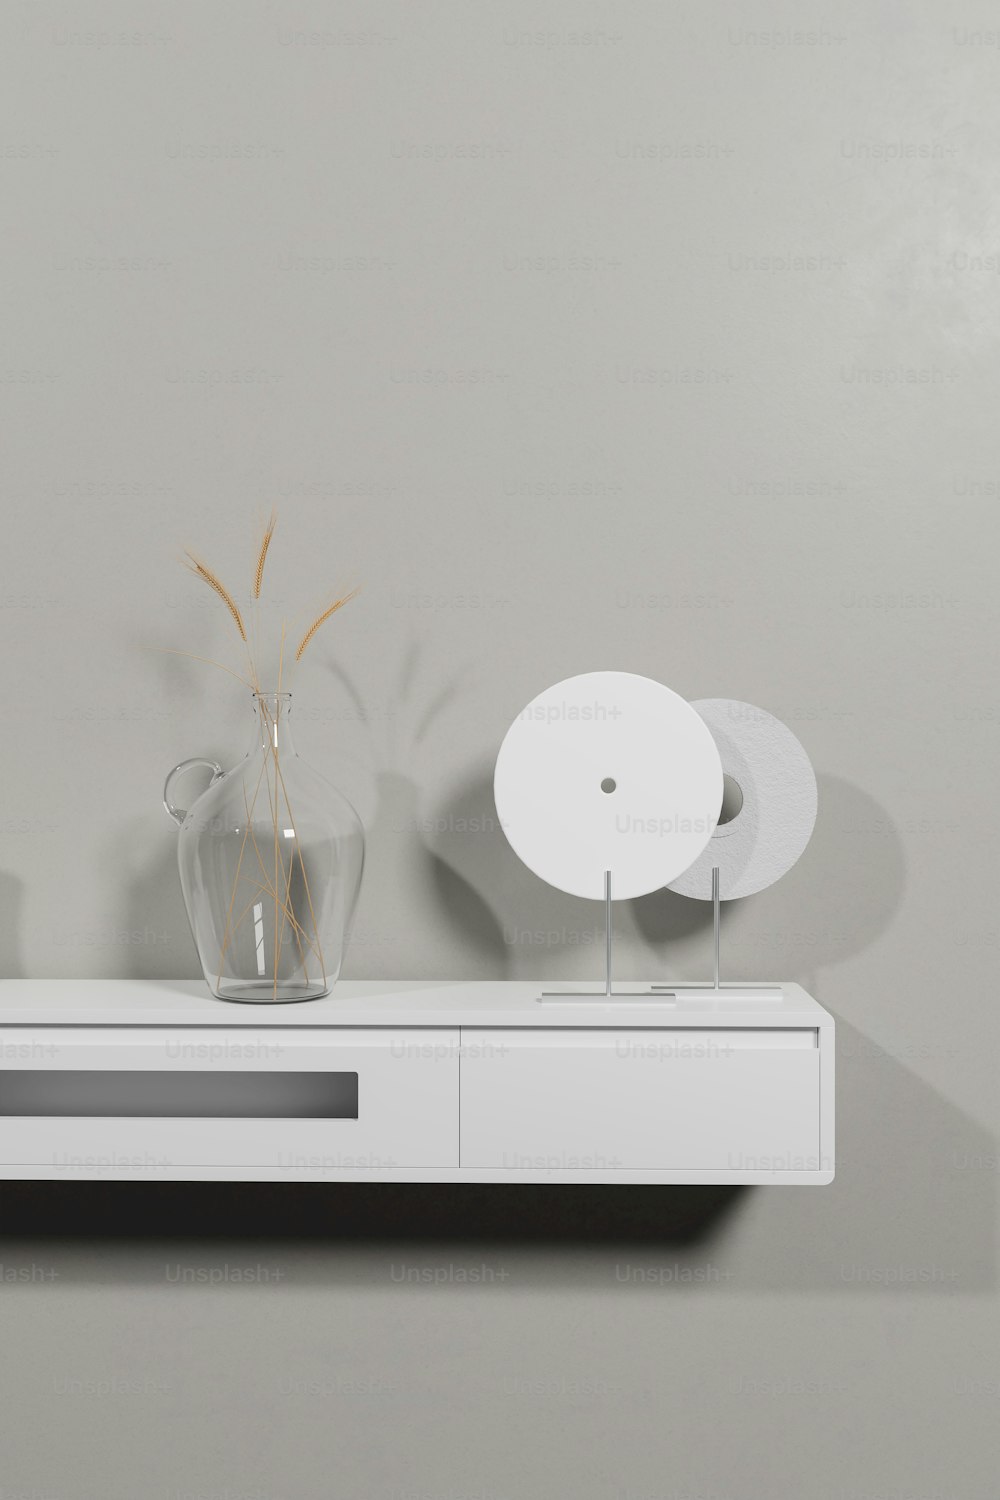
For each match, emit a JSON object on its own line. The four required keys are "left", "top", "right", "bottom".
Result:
{"left": 0, "top": 979, "right": 833, "bottom": 1028}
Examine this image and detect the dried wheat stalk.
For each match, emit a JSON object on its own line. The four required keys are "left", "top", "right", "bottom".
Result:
{"left": 295, "top": 588, "right": 360, "bottom": 661}
{"left": 184, "top": 552, "right": 247, "bottom": 641}
{"left": 177, "top": 515, "right": 353, "bottom": 995}
{"left": 253, "top": 510, "right": 276, "bottom": 600}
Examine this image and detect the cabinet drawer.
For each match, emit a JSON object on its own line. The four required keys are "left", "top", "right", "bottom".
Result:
{"left": 460, "top": 1028, "right": 821, "bottom": 1172}
{"left": 0, "top": 1027, "right": 459, "bottom": 1171}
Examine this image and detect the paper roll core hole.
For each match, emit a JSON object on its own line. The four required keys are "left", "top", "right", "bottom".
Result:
{"left": 717, "top": 774, "right": 744, "bottom": 826}
{"left": 600, "top": 777, "right": 617, "bottom": 794}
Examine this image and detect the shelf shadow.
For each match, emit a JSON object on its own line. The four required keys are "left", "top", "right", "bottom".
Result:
{"left": 0, "top": 1181, "right": 745, "bottom": 1247}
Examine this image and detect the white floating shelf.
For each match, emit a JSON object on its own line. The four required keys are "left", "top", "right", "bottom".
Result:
{"left": 0, "top": 980, "right": 834, "bottom": 1185}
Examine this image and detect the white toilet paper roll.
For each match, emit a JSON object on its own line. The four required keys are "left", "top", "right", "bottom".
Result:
{"left": 667, "top": 699, "right": 818, "bottom": 901}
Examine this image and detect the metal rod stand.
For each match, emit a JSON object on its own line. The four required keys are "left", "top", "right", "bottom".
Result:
{"left": 712, "top": 865, "right": 720, "bottom": 991}
{"left": 539, "top": 870, "right": 663, "bottom": 1000}
{"left": 651, "top": 865, "right": 781, "bottom": 994}
{"left": 604, "top": 869, "right": 612, "bottom": 997}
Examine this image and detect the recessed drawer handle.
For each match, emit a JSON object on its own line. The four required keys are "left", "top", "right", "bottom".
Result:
{"left": 462, "top": 1028, "right": 818, "bottom": 1051}
{"left": 0, "top": 1070, "right": 359, "bottom": 1119}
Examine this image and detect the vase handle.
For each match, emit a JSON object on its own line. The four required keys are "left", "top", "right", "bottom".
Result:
{"left": 163, "top": 758, "right": 225, "bottom": 827}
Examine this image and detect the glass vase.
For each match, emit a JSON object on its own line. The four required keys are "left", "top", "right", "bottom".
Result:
{"left": 164, "top": 692, "right": 364, "bottom": 1002}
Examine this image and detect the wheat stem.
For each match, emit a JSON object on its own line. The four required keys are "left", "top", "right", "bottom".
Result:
{"left": 215, "top": 754, "right": 268, "bottom": 989}
{"left": 153, "top": 647, "right": 254, "bottom": 688}
{"left": 229, "top": 882, "right": 318, "bottom": 967}
{"left": 270, "top": 702, "right": 280, "bottom": 998}
{"left": 242, "top": 765, "right": 314, "bottom": 982}
{"left": 271, "top": 752, "right": 327, "bottom": 986}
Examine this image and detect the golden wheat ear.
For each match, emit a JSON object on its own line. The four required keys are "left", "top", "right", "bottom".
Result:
{"left": 253, "top": 509, "right": 276, "bottom": 600}
{"left": 295, "top": 588, "right": 360, "bottom": 661}
{"left": 184, "top": 551, "right": 248, "bottom": 641}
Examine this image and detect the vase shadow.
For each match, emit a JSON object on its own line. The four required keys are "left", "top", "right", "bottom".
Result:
{"left": 0, "top": 872, "right": 26, "bottom": 978}
{"left": 115, "top": 821, "right": 201, "bottom": 980}
{"left": 347, "top": 769, "right": 508, "bottom": 978}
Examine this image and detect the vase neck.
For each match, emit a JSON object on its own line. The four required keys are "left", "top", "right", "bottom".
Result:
{"left": 252, "top": 693, "right": 295, "bottom": 756}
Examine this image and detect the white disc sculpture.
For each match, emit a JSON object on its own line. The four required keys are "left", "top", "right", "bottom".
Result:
{"left": 667, "top": 698, "right": 818, "bottom": 901}
{"left": 494, "top": 671, "right": 723, "bottom": 902}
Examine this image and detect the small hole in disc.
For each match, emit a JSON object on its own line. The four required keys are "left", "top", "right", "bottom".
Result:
{"left": 601, "top": 777, "right": 617, "bottom": 794}
{"left": 717, "top": 774, "right": 744, "bottom": 826}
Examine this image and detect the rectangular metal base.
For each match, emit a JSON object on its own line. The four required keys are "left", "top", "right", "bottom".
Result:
{"left": 651, "top": 984, "right": 785, "bottom": 998}
{"left": 538, "top": 990, "right": 681, "bottom": 1004}
{"left": 540, "top": 986, "right": 785, "bottom": 1003}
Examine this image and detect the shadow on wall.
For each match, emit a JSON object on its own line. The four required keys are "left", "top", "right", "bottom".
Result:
{"left": 2, "top": 1018, "right": 989, "bottom": 1294}
{"left": 416, "top": 769, "right": 907, "bottom": 987}
{"left": 122, "top": 653, "right": 718, "bottom": 983}
{"left": 420, "top": 763, "right": 715, "bottom": 983}
{"left": 722, "top": 772, "right": 907, "bottom": 989}
{"left": 324, "top": 648, "right": 510, "bottom": 979}
{"left": 0, "top": 1182, "right": 744, "bottom": 1250}
{"left": 709, "top": 776, "right": 995, "bottom": 1292}
{"left": 350, "top": 769, "right": 508, "bottom": 979}
{"left": 116, "top": 817, "right": 201, "bottom": 980}
{"left": 727, "top": 1013, "right": 996, "bottom": 1294}
{"left": 113, "top": 761, "right": 906, "bottom": 989}
{"left": 0, "top": 873, "right": 25, "bottom": 978}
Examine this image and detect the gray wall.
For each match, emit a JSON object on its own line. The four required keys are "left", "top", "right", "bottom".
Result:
{"left": 0, "top": 2, "right": 996, "bottom": 1496}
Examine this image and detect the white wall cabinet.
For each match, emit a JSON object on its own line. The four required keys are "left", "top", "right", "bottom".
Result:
{"left": 0, "top": 1026, "right": 458, "bottom": 1173}
{"left": 459, "top": 1027, "right": 822, "bottom": 1174}
{"left": 0, "top": 981, "right": 834, "bottom": 1184}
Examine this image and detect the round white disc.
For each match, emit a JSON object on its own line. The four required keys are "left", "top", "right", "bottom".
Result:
{"left": 667, "top": 698, "right": 818, "bottom": 900}
{"left": 494, "top": 671, "right": 723, "bottom": 901}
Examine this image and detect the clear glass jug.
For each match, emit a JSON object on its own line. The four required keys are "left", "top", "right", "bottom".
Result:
{"left": 164, "top": 692, "right": 364, "bottom": 1002}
